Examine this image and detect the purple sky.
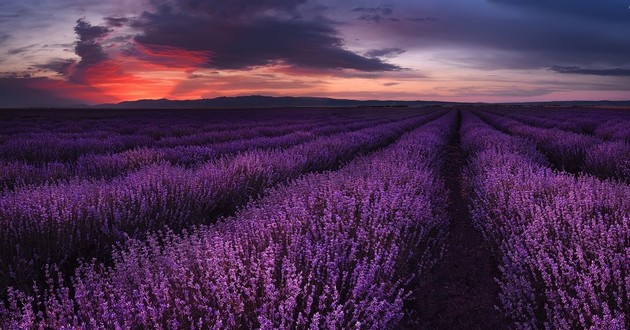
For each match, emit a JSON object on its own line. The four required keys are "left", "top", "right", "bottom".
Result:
{"left": 0, "top": 0, "right": 629, "bottom": 106}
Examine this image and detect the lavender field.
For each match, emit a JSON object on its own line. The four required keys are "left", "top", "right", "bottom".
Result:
{"left": 0, "top": 107, "right": 628, "bottom": 329}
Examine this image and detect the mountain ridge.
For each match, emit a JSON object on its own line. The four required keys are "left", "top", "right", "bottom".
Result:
{"left": 94, "top": 95, "right": 456, "bottom": 109}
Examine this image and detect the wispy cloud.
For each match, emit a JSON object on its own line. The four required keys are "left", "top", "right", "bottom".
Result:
{"left": 352, "top": 7, "right": 393, "bottom": 16}
{"left": 0, "top": 33, "right": 10, "bottom": 44}
{"left": 365, "top": 48, "right": 406, "bottom": 59}
{"left": 408, "top": 17, "right": 437, "bottom": 22}
{"left": 549, "top": 66, "right": 630, "bottom": 77}
{"left": 7, "top": 43, "right": 39, "bottom": 55}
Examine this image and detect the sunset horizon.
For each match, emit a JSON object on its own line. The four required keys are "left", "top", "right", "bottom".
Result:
{"left": 1, "top": 0, "right": 629, "bottom": 107}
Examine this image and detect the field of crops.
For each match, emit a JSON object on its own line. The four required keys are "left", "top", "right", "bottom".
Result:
{"left": 0, "top": 107, "right": 628, "bottom": 329}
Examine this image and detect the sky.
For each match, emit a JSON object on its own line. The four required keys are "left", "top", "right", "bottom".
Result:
{"left": 0, "top": 0, "right": 629, "bottom": 107}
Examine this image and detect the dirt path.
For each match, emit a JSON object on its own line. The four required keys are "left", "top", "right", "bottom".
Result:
{"left": 410, "top": 111, "right": 508, "bottom": 329}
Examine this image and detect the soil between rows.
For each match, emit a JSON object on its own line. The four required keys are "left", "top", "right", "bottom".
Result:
{"left": 410, "top": 111, "right": 508, "bottom": 329}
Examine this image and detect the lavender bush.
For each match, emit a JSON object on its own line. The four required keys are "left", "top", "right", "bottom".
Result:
{"left": 2, "top": 107, "right": 627, "bottom": 329}
{"left": 0, "top": 112, "right": 455, "bottom": 329}
{"left": 484, "top": 107, "right": 630, "bottom": 140}
{"left": 462, "top": 112, "right": 629, "bottom": 329}
{"left": 0, "top": 108, "right": 403, "bottom": 165}
{"left": 0, "top": 110, "right": 444, "bottom": 292}
{"left": 475, "top": 110, "right": 630, "bottom": 182}
{"left": 0, "top": 113, "right": 410, "bottom": 191}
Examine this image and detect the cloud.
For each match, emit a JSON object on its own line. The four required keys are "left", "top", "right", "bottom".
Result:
{"left": 104, "top": 16, "right": 130, "bottom": 27}
{"left": 358, "top": 15, "right": 400, "bottom": 23}
{"left": 129, "top": 43, "right": 211, "bottom": 69}
{"left": 130, "top": 2, "right": 400, "bottom": 72}
{"left": 377, "top": 4, "right": 630, "bottom": 71}
{"left": 149, "top": 0, "right": 308, "bottom": 18}
{"left": 366, "top": 48, "right": 406, "bottom": 58}
{"left": 549, "top": 66, "right": 630, "bottom": 77}
{"left": 70, "top": 18, "right": 112, "bottom": 82}
{"left": 74, "top": 18, "right": 111, "bottom": 66}
{"left": 383, "top": 82, "right": 399, "bottom": 86}
{"left": 353, "top": 6, "right": 397, "bottom": 23}
{"left": 352, "top": 7, "right": 393, "bottom": 16}
{"left": 7, "top": 43, "right": 39, "bottom": 55}
{"left": 0, "top": 34, "right": 9, "bottom": 44}
{"left": 358, "top": 14, "right": 384, "bottom": 23}
{"left": 488, "top": 0, "right": 629, "bottom": 21}
{"left": 35, "top": 59, "right": 76, "bottom": 76}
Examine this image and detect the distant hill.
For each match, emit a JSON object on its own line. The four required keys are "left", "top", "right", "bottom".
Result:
{"left": 96, "top": 95, "right": 457, "bottom": 109}
{"left": 2, "top": 95, "right": 629, "bottom": 109}
{"left": 504, "top": 100, "right": 630, "bottom": 107}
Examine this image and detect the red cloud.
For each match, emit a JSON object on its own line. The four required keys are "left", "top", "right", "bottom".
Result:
{"left": 132, "top": 42, "right": 211, "bottom": 70}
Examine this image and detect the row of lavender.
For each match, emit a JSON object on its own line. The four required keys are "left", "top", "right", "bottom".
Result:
{"left": 0, "top": 114, "right": 389, "bottom": 164}
{"left": 0, "top": 116, "right": 306, "bottom": 163}
{"left": 0, "top": 111, "right": 417, "bottom": 192}
{"left": 0, "top": 109, "right": 406, "bottom": 170}
{"left": 461, "top": 112, "right": 629, "bottom": 329}
{"left": 0, "top": 108, "right": 396, "bottom": 138}
{"left": 0, "top": 110, "right": 444, "bottom": 293}
{"left": 0, "top": 109, "right": 406, "bottom": 163}
{"left": 474, "top": 110, "right": 630, "bottom": 183}
{"left": 485, "top": 107, "right": 630, "bottom": 142}
{"left": 0, "top": 112, "right": 455, "bottom": 328}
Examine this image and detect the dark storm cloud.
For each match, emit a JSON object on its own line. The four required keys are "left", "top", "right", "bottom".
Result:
{"left": 381, "top": 3, "right": 630, "bottom": 72}
{"left": 70, "top": 19, "right": 111, "bottom": 82}
{"left": 150, "top": 0, "right": 308, "bottom": 17}
{"left": 489, "top": 0, "right": 630, "bottom": 21}
{"left": 36, "top": 59, "right": 76, "bottom": 76}
{"left": 549, "top": 66, "right": 630, "bottom": 77}
{"left": 74, "top": 19, "right": 110, "bottom": 66}
{"left": 75, "top": 19, "right": 110, "bottom": 42}
{"left": 365, "top": 48, "right": 406, "bottom": 58}
{"left": 104, "top": 16, "right": 130, "bottom": 27}
{"left": 130, "top": 1, "right": 400, "bottom": 71}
